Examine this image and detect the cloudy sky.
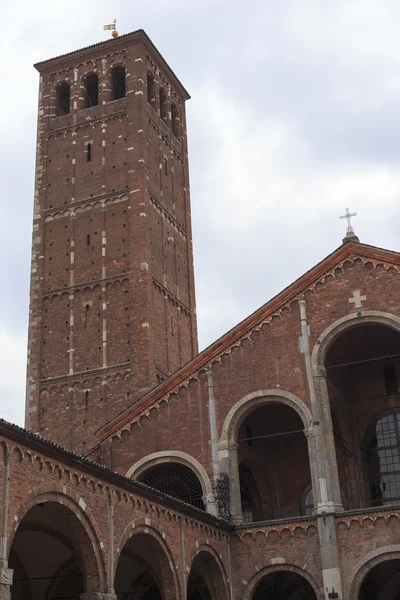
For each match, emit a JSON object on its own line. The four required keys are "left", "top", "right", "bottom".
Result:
{"left": 1, "top": 0, "right": 399, "bottom": 426}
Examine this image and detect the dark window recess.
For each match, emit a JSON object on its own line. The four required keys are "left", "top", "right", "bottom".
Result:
{"left": 111, "top": 66, "right": 126, "bottom": 100}
{"left": 87, "top": 143, "right": 92, "bottom": 162}
{"left": 160, "top": 88, "right": 167, "bottom": 121}
{"left": 86, "top": 234, "right": 90, "bottom": 246}
{"left": 147, "top": 72, "right": 155, "bottom": 107}
{"left": 85, "top": 73, "right": 99, "bottom": 107}
{"left": 171, "top": 103, "right": 179, "bottom": 138}
{"left": 56, "top": 81, "right": 70, "bottom": 116}
{"left": 384, "top": 366, "right": 398, "bottom": 395}
{"left": 246, "top": 425, "right": 253, "bottom": 447}
{"left": 85, "top": 390, "right": 89, "bottom": 409}
{"left": 85, "top": 304, "right": 89, "bottom": 328}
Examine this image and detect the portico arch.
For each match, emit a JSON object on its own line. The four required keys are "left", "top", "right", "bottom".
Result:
{"left": 219, "top": 390, "right": 315, "bottom": 522}
{"left": 243, "top": 563, "right": 323, "bottom": 600}
{"left": 126, "top": 451, "right": 215, "bottom": 513}
{"left": 347, "top": 546, "right": 400, "bottom": 600}
{"left": 311, "top": 311, "right": 400, "bottom": 510}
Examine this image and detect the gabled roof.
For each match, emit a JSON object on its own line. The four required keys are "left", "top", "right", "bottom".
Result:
{"left": 94, "top": 239, "right": 400, "bottom": 444}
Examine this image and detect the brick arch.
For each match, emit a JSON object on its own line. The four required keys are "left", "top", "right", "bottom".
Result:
{"left": 311, "top": 310, "right": 400, "bottom": 377}
{"left": 310, "top": 310, "right": 400, "bottom": 509}
{"left": 347, "top": 545, "right": 400, "bottom": 600}
{"left": 221, "top": 389, "right": 313, "bottom": 445}
{"left": 125, "top": 450, "right": 214, "bottom": 511}
{"left": 116, "top": 518, "right": 181, "bottom": 599}
{"left": 242, "top": 563, "right": 323, "bottom": 600}
{"left": 186, "top": 541, "right": 229, "bottom": 600}
{"left": 8, "top": 483, "right": 107, "bottom": 593}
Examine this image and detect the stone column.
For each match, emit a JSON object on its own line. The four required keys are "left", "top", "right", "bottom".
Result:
{"left": 0, "top": 567, "right": 13, "bottom": 600}
{"left": 218, "top": 441, "right": 241, "bottom": 523}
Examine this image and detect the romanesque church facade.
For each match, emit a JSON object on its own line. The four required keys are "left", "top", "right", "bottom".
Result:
{"left": 0, "top": 29, "right": 399, "bottom": 600}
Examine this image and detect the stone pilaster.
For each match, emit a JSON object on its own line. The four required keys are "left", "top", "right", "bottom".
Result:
{"left": 0, "top": 567, "right": 13, "bottom": 600}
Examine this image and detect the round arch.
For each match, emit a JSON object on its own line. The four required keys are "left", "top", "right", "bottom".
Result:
{"left": 187, "top": 543, "right": 229, "bottom": 600}
{"left": 221, "top": 389, "right": 313, "bottom": 446}
{"left": 243, "top": 563, "right": 323, "bottom": 600}
{"left": 311, "top": 310, "right": 400, "bottom": 377}
{"left": 125, "top": 451, "right": 214, "bottom": 512}
{"left": 115, "top": 520, "right": 181, "bottom": 599}
{"left": 310, "top": 310, "right": 400, "bottom": 510}
{"left": 347, "top": 545, "right": 400, "bottom": 600}
{"left": 8, "top": 488, "right": 107, "bottom": 594}
{"left": 219, "top": 390, "right": 314, "bottom": 522}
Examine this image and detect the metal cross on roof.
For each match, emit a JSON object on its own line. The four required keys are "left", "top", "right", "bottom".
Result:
{"left": 339, "top": 207, "right": 357, "bottom": 233}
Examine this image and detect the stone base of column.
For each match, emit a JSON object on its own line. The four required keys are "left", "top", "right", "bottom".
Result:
{"left": 0, "top": 568, "right": 13, "bottom": 600}
{"left": 80, "top": 593, "right": 117, "bottom": 600}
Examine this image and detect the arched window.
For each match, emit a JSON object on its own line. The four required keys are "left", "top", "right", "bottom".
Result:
{"left": 171, "top": 103, "right": 179, "bottom": 138}
{"left": 301, "top": 484, "right": 314, "bottom": 516}
{"left": 147, "top": 72, "right": 155, "bottom": 108}
{"left": 56, "top": 81, "right": 70, "bottom": 116}
{"left": 111, "top": 66, "right": 126, "bottom": 100}
{"left": 138, "top": 463, "right": 205, "bottom": 510}
{"left": 159, "top": 88, "right": 167, "bottom": 122}
{"left": 364, "top": 411, "right": 400, "bottom": 507}
{"left": 84, "top": 73, "right": 99, "bottom": 108}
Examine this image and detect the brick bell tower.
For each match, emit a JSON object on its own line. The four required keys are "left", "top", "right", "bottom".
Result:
{"left": 25, "top": 30, "right": 198, "bottom": 453}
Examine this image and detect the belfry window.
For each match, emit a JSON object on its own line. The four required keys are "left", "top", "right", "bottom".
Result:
{"left": 364, "top": 411, "right": 400, "bottom": 507}
{"left": 147, "top": 72, "right": 155, "bottom": 108}
{"left": 111, "top": 66, "right": 126, "bottom": 100}
{"left": 159, "top": 88, "right": 167, "bottom": 121}
{"left": 171, "top": 103, "right": 179, "bottom": 138}
{"left": 56, "top": 81, "right": 70, "bottom": 116}
{"left": 84, "top": 73, "right": 99, "bottom": 107}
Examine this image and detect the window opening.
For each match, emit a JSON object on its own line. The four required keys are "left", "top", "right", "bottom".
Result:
{"left": 85, "top": 73, "right": 99, "bottom": 107}
{"left": 87, "top": 143, "right": 92, "bottom": 162}
{"left": 164, "top": 157, "right": 168, "bottom": 175}
{"left": 384, "top": 365, "right": 398, "bottom": 395}
{"left": 85, "top": 304, "right": 90, "bottom": 328}
{"left": 147, "top": 72, "right": 155, "bottom": 107}
{"left": 85, "top": 390, "right": 89, "bottom": 410}
{"left": 111, "top": 66, "right": 126, "bottom": 100}
{"left": 364, "top": 411, "right": 400, "bottom": 507}
{"left": 86, "top": 234, "right": 90, "bottom": 246}
{"left": 159, "top": 88, "right": 167, "bottom": 121}
{"left": 138, "top": 464, "right": 205, "bottom": 510}
{"left": 56, "top": 81, "right": 70, "bottom": 116}
{"left": 171, "top": 103, "right": 179, "bottom": 138}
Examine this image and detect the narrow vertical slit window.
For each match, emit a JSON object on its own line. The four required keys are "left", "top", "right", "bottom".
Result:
{"left": 85, "top": 304, "right": 89, "bottom": 328}
{"left": 86, "top": 234, "right": 90, "bottom": 246}
{"left": 85, "top": 390, "right": 89, "bottom": 410}
{"left": 87, "top": 143, "right": 92, "bottom": 162}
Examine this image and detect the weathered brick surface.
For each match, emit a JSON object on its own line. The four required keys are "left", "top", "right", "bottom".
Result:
{"left": 26, "top": 31, "right": 198, "bottom": 453}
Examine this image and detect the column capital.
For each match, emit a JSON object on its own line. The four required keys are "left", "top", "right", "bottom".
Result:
{"left": 0, "top": 569, "right": 13, "bottom": 587}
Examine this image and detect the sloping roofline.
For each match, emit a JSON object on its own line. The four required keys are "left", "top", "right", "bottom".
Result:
{"left": 94, "top": 240, "right": 400, "bottom": 443}
{"left": 34, "top": 29, "right": 190, "bottom": 100}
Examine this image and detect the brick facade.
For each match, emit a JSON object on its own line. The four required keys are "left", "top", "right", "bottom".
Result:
{"left": 4, "top": 28, "right": 399, "bottom": 600}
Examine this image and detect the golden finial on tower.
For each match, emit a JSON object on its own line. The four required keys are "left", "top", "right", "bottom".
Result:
{"left": 103, "top": 18, "right": 119, "bottom": 38}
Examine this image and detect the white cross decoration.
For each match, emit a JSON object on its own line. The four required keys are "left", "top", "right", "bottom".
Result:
{"left": 349, "top": 290, "right": 366, "bottom": 309}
